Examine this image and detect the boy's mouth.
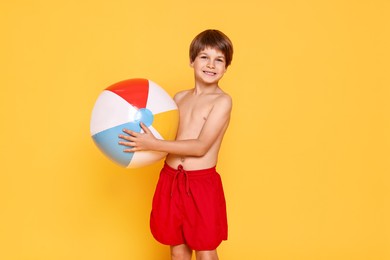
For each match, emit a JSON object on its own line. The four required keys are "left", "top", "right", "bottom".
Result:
{"left": 203, "top": 71, "right": 216, "bottom": 76}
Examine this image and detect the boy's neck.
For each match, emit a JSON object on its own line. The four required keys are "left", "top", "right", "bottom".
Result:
{"left": 193, "top": 82, "right": 221, "bottom": 95}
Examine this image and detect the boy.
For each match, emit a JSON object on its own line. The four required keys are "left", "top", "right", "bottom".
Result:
{"left": 119, "top": 29, "right": 233, "bottom": 260}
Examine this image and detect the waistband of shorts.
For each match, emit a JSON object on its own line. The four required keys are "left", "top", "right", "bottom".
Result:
{"left": 162, "top": 162, "right": 216, "bottom": 177}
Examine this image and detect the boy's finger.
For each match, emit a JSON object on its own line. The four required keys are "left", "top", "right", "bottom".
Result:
{"left": 123, "top": 148, "right": 136, "bottom": 153}
{"left": 118, "top": 134, "right": 134, "bottom": 141}
{"left": 122, "top": 128, "right": 137, "bottom": 136}
{"left": 118, "top": 141, "right": 135, "bottom": 147}
{"left": 140, "top": 122, "right": 151, "bottom": 133}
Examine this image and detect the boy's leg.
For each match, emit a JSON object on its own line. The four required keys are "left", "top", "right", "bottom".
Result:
{"left": 170, "top": 244, "right": 192, "bottom": 260}
{"left": 195, "top": 250, "right": 219, "bottom": 260}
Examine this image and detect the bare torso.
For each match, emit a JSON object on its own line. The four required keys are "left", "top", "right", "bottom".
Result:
{"left": 166, "top": 88, "right": 231, "bottom": 170}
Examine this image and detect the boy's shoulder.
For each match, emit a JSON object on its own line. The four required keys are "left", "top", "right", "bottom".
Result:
{"left": 214, "top": 91, "right": 232, "bottom": 112}
{"left": 211, "top": 89, "right": 232, "bottom": 107}
{"left": 173, "top": 89, "right": 191, "bottom": 102}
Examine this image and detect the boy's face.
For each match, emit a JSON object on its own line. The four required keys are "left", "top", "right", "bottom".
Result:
{"left": 190, "top": 47, "right": 227, "bottom": 85}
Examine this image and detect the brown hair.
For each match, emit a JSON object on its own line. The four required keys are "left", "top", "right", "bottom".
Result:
{"left": 189, "top": 29, "right": 233, "bottom": 68}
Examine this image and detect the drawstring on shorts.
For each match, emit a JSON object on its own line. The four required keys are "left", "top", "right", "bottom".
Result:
{"left": 171, "top": 164, "right": 190, "bottom": 197}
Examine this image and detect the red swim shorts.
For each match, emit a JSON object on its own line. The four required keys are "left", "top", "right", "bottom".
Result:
{"left": 150, "top": 163, "right": 228, "bottom": 251}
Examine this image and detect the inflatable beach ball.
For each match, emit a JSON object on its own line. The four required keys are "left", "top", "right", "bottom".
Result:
{"left": 90, "top": 78, "right": 179, "bottom": 168}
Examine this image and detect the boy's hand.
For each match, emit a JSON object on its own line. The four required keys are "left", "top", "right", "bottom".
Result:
{"left": 118, "top": 122, "right": 157, "bottom": 152}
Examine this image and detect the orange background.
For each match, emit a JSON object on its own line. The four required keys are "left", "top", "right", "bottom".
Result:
{"left": 1, "top": 0, "right": 389, "bottom": 259}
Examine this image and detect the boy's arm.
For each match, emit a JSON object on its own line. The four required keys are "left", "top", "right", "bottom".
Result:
{"left": 119, "top": 95, "right": 232, "bottom": 157}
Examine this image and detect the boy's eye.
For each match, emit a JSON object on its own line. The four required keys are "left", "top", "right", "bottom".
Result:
{"left": 217, "top": 59, "right": 224, "bottom": 62}
{"left": 200, "top": 56, "right": 207, "bottom": 59}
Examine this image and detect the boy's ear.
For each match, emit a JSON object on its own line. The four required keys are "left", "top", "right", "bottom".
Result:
{"left": 189, "top": 60, "right": 194, "bottom": 67}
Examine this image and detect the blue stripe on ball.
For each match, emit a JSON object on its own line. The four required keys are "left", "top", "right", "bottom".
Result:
{"left": 92, "top": 121, "right": 141, "bottom": 167}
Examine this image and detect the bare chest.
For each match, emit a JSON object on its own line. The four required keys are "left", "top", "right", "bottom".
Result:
{"left": 176, "top": 97, "right": 213, "bottom": 137}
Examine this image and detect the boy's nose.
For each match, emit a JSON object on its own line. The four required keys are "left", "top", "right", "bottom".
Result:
{"left": 206, "top": 63, "right": 215, "bottom": 69}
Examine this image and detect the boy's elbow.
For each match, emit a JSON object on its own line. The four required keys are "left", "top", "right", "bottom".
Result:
{"left": 193, "top": 150, "right": 206, "bottom": 157}
{"left": 193, "top": 145, "right": 209, "bottom": 157}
